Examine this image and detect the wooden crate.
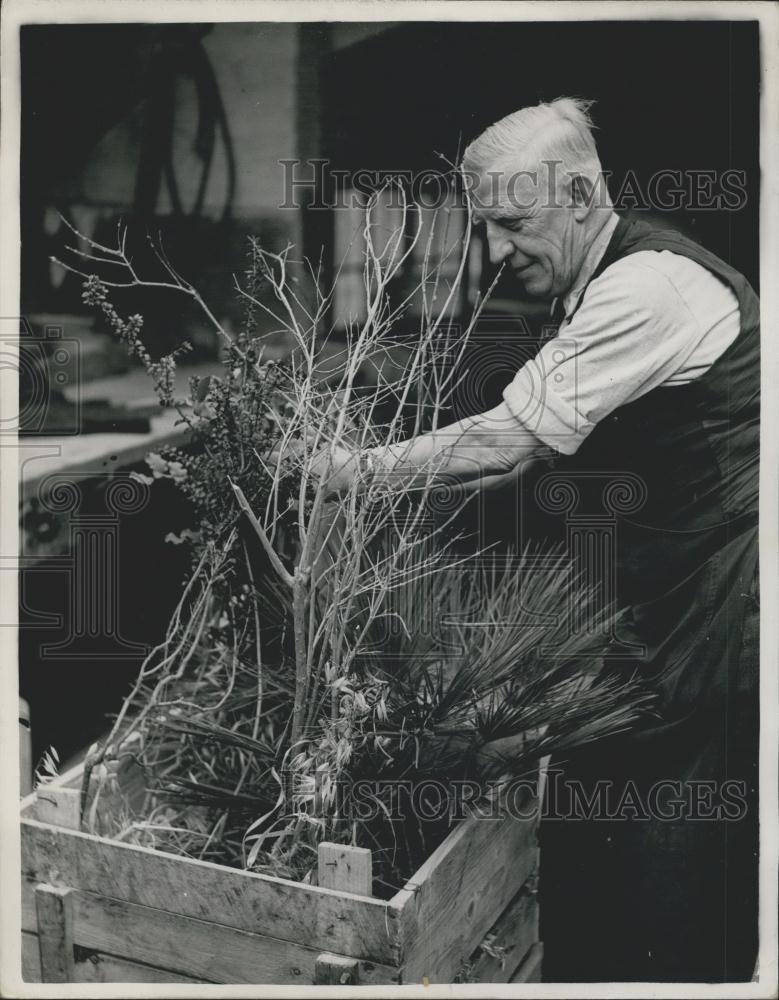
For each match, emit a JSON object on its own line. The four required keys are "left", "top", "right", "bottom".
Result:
{"left": 20, "top": 763, "right": 541, "bottom": 985}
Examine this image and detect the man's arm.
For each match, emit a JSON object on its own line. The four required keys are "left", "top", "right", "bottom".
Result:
{"left": 325, "top": 402, "right": 545, "bottom": 495}
{"left": 371, "top": 401, "right": 544, "bottom": 488}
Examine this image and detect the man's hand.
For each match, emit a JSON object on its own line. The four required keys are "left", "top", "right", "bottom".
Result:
{"left": 310, "top": 445, "right": 358, "bottom": 497}
{"left": 268, "top": 438, "right": 357, "bottom": 498}
{"left": 370, "top": 403, "right": 545, "bottom": 492}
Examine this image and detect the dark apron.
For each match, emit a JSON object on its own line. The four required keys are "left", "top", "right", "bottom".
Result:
{"left": 537, "top": 217, "right": 760, "bottom": 982}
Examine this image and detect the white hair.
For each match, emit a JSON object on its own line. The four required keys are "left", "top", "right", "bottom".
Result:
{"left": 463, "top": 97, "right": 604, "bottom": 188}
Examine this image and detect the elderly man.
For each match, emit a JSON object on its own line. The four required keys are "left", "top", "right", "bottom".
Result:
{"left": 318, "top": 97, "right": 759, "bottom": 982}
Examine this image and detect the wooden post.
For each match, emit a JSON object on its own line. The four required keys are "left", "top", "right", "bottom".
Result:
{"left": 35, "top": 884, "right": 75, "bottom": 983}
{"left": 314, "top": 953, "right": 359, "bottom": 985}
{"left": 317, "top": 842, "right": 372, "bottom": 896}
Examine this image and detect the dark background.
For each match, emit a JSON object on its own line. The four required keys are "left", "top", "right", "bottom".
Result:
{"left": 21, "top": 19, "right": 760, "bottom": 310}
{"left": 320, "top": 20, "right": 760, "bottom": 290}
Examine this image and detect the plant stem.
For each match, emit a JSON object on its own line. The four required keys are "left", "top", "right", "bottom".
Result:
{"left": 291, "top": 568, "right": 310, "bottom": 746}
{"left": 230, "top": 480, "right": 294, "bottom": 589}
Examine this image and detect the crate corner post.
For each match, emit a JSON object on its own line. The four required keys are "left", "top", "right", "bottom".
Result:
{"left": 34, "top": 884, "right": 75, "bottom": 983}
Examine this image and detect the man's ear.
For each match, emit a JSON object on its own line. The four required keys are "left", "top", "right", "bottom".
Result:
{"left": 570, "top": 173, "right": 597, "bottom": 220}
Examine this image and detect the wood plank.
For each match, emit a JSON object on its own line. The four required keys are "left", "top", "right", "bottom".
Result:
{"left": 318, "top": 842, "right": 372, "bottom": 897}
{"left": 18, "top": 358, "right": 259, "bottom": 503}
{"left": 19, "top": 408, "right": 190, "bottom": 503}
{"left": 71, "top": 953, "right": 202, "bottom": 984}
{"left": 35, "top": 884, "right": 75, "bottom": 982}
{"left": 21, "top": 879, "right": 399, "bottom": 985}
{"left": 22, "top": 932, "right": 201, "bottom": 984}
{"left": 23, "top": 749, "right": 146, "bottom": 831}
{"left": 32, "top": 787, "right": 81, "bottom": 829}
{"left": 314, "top": 954, "right": 359, "bottom": 985}
{"left": 465, "top": 881, "right": 538, "bottom": 984}
{"left": 510, "top": 941, "right": 543, "bottom": 983}
{"left": 21, "top": 818, "right": 402, "bottom": 965}
{"left": 20, "top": 761, "right": 87, "bottom": 821}
{"left": 393, "top": 803, "right": 539, "bottom": 984}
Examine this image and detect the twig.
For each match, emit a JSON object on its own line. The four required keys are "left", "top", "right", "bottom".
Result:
{"left": 229, "top": 480, "right": 294, "bottom": 589}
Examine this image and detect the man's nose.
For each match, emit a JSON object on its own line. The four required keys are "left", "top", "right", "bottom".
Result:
{"left": 486, "top": 229, "right": 513, "bottom": 265}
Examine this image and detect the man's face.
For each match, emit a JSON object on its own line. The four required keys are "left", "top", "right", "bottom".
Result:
{"left": 472, "top": 164, "right": 588, "bottom": 299}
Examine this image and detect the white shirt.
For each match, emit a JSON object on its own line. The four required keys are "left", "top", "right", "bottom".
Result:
{"left": 502, "top": 214, "right": 741, "bottom": 455}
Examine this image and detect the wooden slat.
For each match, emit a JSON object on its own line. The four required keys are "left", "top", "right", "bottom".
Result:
{"left": 21, "top": 818, "right": 401, "bottom": 966}
{"left": 393, "top": 804, "right": 539, "bottom": 983}
{"left": 21, "top": 933, "right": 201, "bottom": 984}
{"left": 20, "top": 408, "right": 190, "bottom": 503}
{"left": 35, "top": 884, "right": 75, "bottom": 982}
{"left": 510, "top": 941, "right": 543, "bottom": 983}
{"left": 465, "top": 881, "right": 538, "bottom": 984}
{"left": 22, "top": 878, "right": 398, "bottom": 985}
{"left": 24, "top": 753, "right": 147, "bottom": 831}
{"left": 21, "top": 879, "right": 399, "bottom": 985}
{"left": 32, "top": 787, "right": 81, "bottom": 829}
{"left": 20, "top": 760, "right": 88, "bottom": 821}
{"left": 71, "top": 954, "right": 202, "bottom": 985}
{"left": 314, "top": 954, "right": 359, "bottom": 985}
{"left": 318, "top": 843, "right": 372, "bottom": 897}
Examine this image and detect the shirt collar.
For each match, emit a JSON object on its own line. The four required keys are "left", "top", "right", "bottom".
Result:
{"left": 552, "top": 212, "right": 620, "bottom": 321}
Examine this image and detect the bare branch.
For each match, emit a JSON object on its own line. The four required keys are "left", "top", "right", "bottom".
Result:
{"left": 230, "top": 480, "right": 294, "bottom": 590}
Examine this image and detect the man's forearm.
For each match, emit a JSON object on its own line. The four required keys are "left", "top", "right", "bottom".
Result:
{"left": 369, "top": 403, "right": 543, "bottom": 490}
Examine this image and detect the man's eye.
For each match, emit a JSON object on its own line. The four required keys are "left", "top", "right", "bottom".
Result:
{"left": 505, "top": 219, "right": 523, "bottom": 232}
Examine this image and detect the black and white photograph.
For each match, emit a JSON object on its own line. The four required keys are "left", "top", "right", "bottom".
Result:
{"left": 0, "top": 1, "right": 777, "bottom": 995}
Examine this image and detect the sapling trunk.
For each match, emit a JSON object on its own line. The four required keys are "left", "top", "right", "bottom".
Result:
{"left": 291, "top": 568, "right": 310, "bottom": 746}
